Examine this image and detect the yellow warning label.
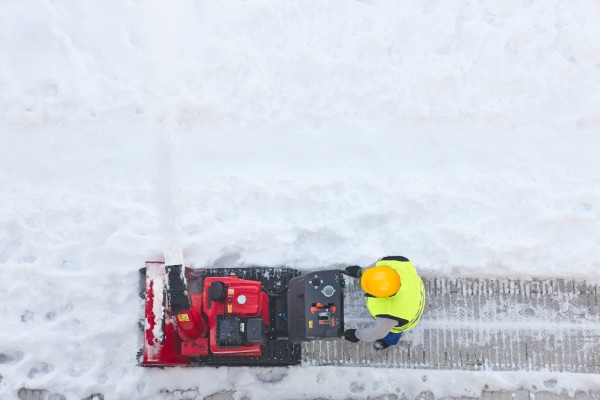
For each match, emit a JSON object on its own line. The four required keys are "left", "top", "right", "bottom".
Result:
{"left": 228, "top": 288, "right": 235, "bottom": 295}
{"left": 227, "top": 304, "right": 233, "bottom": 313}
{"left": 177, "top": 314, "right": 190, "bottom": 322}
{"left": 308, "top": 320, "right": 313, "bottom": 329}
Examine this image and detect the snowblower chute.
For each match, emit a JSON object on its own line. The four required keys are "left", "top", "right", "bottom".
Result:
{"left": 139, "top": 261, "right": 345, "bottom": 367}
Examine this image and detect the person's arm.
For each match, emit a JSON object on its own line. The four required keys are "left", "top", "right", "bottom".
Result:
{"left": 355, "top": 317, "right": 398, "bottom": 342}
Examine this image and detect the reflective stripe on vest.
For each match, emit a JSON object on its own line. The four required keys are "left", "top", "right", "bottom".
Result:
{"left": 364, "top": 259, "right": 426, "bottom": 332}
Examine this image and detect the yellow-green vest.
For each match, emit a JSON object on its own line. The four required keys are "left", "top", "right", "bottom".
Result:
{"left": 364, "top": 258, "right": 426, "bottom": 333}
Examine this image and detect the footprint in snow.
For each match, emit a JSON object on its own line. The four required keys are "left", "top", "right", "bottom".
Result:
{"left": 349, "top": 381, "right": 365, "bottom": 393}
{"left": 17, "top": 388, "right": 66, "bottom": 400}
{"left": 0, "top": 351, "right": 25, "bottom": 364}
{"left": 255, "top": 367, "right": 288, "bottom": 383}
{"left": 27, "top": 362, "right": 54, "bottom": 379}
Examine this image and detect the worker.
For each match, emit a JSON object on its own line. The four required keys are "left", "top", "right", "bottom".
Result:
{"left": 342, "top": 256, "right": 426, "bottom": 350}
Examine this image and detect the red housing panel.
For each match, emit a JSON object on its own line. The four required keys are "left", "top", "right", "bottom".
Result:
{"left": 141, "top": 262, "right": 271, "bottom": 365}
{"left": 202, "top": 276, "right": 266, "bottom": 356}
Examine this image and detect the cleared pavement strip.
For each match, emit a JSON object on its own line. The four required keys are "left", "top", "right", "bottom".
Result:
{"left": 303, "top": 276, "right": 600, "bottom": 373}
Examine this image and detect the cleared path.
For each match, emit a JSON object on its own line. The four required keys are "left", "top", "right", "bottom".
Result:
{"left": 303, "top": 275, "right": 600, "bottom": 373}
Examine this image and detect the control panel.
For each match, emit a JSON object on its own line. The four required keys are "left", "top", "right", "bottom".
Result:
{"left": 286, "top": 269, "right": 345, "bottom": 342}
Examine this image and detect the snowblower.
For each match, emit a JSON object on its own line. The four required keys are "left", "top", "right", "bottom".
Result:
{"left": 139, "top": 261, "right": 345, "bottom": 367}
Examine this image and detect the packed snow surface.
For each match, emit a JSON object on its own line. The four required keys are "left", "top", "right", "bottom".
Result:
{"left": 1, "top": 0, "right": 600, "bottom": 399}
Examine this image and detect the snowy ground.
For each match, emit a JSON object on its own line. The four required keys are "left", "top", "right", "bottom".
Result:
{"left": 1, "top": 0, "right": 600, "bottom": 399}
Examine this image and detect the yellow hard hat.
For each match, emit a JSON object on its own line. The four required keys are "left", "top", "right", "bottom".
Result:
{"left": 360, "top": 265, "right": 401, "bottom": 297}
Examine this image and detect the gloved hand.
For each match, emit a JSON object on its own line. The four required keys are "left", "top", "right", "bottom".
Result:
{"left": 344, "top": 265, "right": 362, "bottom": 278}
{"left": 344, "top": 329, "right": 360, "bottom": 343}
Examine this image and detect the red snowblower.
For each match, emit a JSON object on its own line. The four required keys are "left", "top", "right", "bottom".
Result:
{"left": 139, "top": 261, "right": 345, "bottom": 367}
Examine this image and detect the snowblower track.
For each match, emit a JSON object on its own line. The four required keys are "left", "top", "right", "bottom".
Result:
{"left": 303, "top": 276, "right": 600, "bottom": 373}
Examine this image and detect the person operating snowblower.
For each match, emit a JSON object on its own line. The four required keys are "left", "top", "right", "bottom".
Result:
{"left": 342, "top": 256, "right": 426, "bottom": 350}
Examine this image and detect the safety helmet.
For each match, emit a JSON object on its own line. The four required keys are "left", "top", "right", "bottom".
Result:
{"left": 360, "top": 265, "right": 401, "bottom": 297}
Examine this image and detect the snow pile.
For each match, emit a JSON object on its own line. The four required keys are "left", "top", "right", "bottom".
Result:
{"left": 1, "top": 0, "right": 600, "bottom": 399}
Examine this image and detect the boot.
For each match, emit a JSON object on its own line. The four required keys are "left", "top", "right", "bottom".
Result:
{"left": 373, "top": 339, "right": 390, "bottom": 350}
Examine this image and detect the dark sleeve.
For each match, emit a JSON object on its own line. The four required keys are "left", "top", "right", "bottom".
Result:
{"left": 381, "top": 256, "right": 410, "bottom": 262}
{"left": 376, "top": 314, "right": 409, "bottom": 328}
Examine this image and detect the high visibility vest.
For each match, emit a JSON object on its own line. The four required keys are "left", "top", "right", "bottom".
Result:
{"left": 364, "top": 257, "right": 426, "bottom": 333}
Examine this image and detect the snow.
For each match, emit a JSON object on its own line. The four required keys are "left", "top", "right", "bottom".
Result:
{"left": 1, "top": 0, "right": 600, "bottom": 399}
